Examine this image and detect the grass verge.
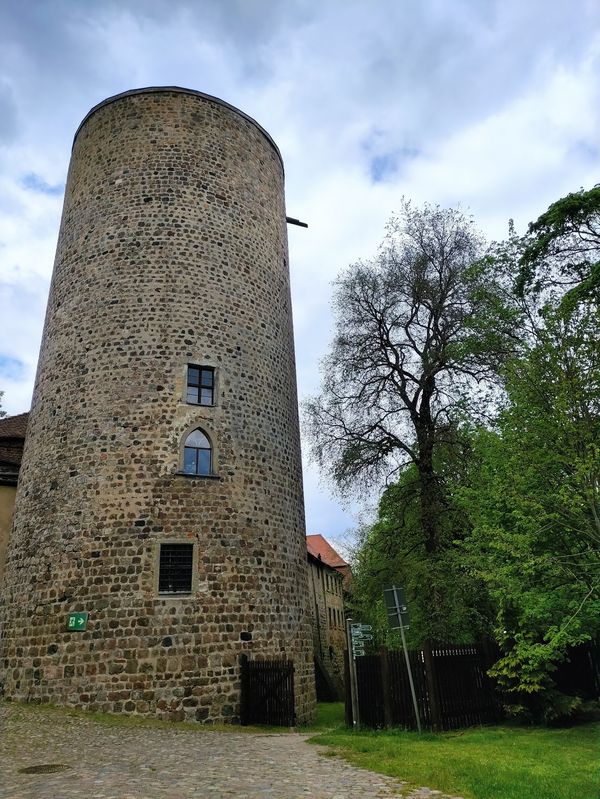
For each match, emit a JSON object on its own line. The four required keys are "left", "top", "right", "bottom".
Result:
{"left": 309, "top": 721, "right": 600, "bottom": 799}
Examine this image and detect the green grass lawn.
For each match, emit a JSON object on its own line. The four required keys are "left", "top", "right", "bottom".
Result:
{"left": 310, "top": 705, "right": 600, "bottom": 799}
{"left": 303, "top": 700, "right": 346, "bottom": 730}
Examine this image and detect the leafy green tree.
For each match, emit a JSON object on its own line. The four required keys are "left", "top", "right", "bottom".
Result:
{"left": 459, "top": 302, "right": 600, "bottom": 721}
{"left": 351, "top": 459, "right": 493, "bottom": 648}
{"left": 517, "top": 185, "right": 600, "bottom": 311}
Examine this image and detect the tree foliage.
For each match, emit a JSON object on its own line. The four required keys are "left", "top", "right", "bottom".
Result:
{"left": 306, "top": 201, "right": 517, "bottom": 641}
{"left": 311, "top": 189, "right": 600, "bottom": 722}
{"left": 351, "top": 458, "right": 493, "bottom": 646}
{"left": 457, "top": 274, "right": 600, "bottom": 720}
{"left": 517, "top": 185, "right": 600, "bottom": 311}
{"left": 306, "top": 202, "right": 514, "bottom": 491}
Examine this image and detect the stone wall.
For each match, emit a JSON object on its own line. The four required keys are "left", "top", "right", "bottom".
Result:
{"left": 0, "top": 88, "right": 315, "bottom": 723}
{"left": 306, "top": 555, "right": 346, "bottom": 695}
{"left": 324, "top": 567, "right": 347, "bottom": 685}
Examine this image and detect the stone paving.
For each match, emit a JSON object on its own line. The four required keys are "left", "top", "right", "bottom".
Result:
{"left": 0, "top": 703, "right": 463, "bottom": 799}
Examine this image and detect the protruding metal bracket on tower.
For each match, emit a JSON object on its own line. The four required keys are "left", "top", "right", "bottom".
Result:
{"left": 286, "top": 216, "right": 308, "bottom": 228}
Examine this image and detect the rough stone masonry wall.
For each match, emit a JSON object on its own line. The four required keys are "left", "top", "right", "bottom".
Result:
{"left": 0, "top": 88, "right": 315, "bottom": 723}
{"left": 306, "top": 558, "right": 346, "bottom": 697}
{"left": 307, "top": 558, "right": 329, "bottom": 662}
{"left": 325, "top": 571, "right": 347, "bottom": 690}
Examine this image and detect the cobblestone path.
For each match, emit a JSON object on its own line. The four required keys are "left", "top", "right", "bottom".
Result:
{"left": 0, "top": 703, "right": 462, "bottom": 799}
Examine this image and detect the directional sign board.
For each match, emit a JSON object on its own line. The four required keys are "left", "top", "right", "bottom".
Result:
{"left": 66, "top": 612, "right": 88, "bottom": 631}
{"left": 384, "top": 585, "right": 410, "bottom": 630}
{"left": 350, "top": 623, "right": 373, "bottom": 658}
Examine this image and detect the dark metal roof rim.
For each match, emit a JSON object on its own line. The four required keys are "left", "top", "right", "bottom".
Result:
{"left": 72, "top": 86, "right": 284, "bottom": 172}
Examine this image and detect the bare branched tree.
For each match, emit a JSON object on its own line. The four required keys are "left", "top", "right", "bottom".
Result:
{"left": 305, "top": 201, "right": 518, "bottom": 556}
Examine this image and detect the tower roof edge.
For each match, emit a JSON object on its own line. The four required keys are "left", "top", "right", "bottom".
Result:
{"left": 73, "top": 86, "right": 284, "bottom": 172}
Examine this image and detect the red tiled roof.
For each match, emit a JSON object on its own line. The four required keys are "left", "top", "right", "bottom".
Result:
{"left": 306, "top": 534, "right": 348, "bottom": 569}
{"left": 0, "top": 411, "right": 29, "bottom": 438}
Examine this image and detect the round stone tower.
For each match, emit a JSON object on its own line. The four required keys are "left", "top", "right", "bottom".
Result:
{"left": 0, "top": 87, "right": 315, "bottom": 723}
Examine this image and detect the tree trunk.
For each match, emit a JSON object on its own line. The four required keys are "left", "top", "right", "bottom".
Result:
{"left": 415, "top": 387, "right": 441, "bottom": 555}
{"left": 422, "top": 639, "right": 442, "bottom": 731}
{"left": 419, "top": 462, "right": 439, "bottom": 555}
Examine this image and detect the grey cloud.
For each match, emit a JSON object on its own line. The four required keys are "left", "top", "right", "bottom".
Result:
{"left": 0, "top": 2, "right": 100, "bottom": 84}
{"left": 1, "top": 0, "right": 597, "bottom": 155}
{"left": 114, "top": 0, "right": 309, "bottom": 45}
{"left": 0, "top": 81, "right": 19, "bottom": 144}
{"left": 289, "top": 1, "right": 599, "bottom": 147}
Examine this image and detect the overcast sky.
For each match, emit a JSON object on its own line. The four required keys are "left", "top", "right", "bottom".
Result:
{"left": 1, "top": 0, "right": 599, "bottom": 548}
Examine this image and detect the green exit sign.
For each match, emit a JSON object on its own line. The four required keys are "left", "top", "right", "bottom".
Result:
{"left": 66, "top": 612, "right": 89, "bottom": 631}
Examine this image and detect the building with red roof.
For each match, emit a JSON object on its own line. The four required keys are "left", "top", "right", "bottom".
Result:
{"left": 306, "top": 533, "right": 352, "bottom": 587}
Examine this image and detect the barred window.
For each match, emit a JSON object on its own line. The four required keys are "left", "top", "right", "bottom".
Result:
{"left": 158, "top": 543, "right": 193, "bottom": 594}
{"left": 187, "top": 365, "right": 214, "bottom": 405}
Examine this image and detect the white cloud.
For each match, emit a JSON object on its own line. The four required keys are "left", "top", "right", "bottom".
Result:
{"left": 1, "top": 0, "right": 600, "bottom": 537}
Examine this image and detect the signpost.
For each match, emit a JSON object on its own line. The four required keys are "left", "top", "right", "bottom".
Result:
{"left": 346, "top": 619, "right": 373, "bottom": 729}
{"left": 383, "top": 585, "right": 421, "bottom": 732}
{"left": 66, "top": 612, "right": 88, "bottom": 631}
{"left": 350, "top": 622, "right": 372, "bottom": 659}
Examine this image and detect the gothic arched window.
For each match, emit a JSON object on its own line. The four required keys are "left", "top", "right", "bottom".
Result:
{"left": 183, "top": 429, "right": 212, "bottom": 476}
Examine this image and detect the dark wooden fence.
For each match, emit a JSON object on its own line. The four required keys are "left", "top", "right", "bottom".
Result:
{"left": 240, "top": 655, "right": 295, "bottom": 727}
{"left": 348, "top": 645, "right": 500, "bottom": 731}
{"left": 554, "top": 642, "right": 600, "bottom": 700}
{"left": 347, "top": 641, "right": 600, "bottom": 731}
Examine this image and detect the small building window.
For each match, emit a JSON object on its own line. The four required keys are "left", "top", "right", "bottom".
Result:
{"left": 187, "top": 365, "right": 215, "bottom": 405}
{"left": 159, "top": 543, "right": 193, "bottom": 594}
{"left": 183, "top": 429, "right": 212, "bottom": 475}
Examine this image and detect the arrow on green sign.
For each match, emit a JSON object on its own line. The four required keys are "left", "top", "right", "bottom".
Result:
{"left": 66, "top": 612, "right": 89, "bottom": 631}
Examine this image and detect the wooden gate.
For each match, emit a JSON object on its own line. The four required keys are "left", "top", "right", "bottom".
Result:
{"left": 240, "top": 655, "right": 295, "bottom": 726}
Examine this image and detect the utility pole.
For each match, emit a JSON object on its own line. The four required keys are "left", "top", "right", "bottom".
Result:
{"left": 384, "top": 585, "right": 422, "bottom": 733}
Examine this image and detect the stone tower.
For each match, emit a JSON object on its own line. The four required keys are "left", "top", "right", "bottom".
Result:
{"left": 0, "top": 87, "right": 315, "bottom": 723}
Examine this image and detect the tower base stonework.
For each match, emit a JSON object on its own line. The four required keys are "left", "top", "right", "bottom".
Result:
{"left": 0, "top": 88, "right": 316, "bottom": 724}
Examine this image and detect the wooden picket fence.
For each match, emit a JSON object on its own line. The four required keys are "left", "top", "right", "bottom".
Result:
{"left": 240, "top": 655, "right": 295, "bottom": 727}
{"left": 554, "top": 642, "right": 600, "bottom": 699}
{"left": 348, "top": 645, "right": 500, "bottom": 731}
